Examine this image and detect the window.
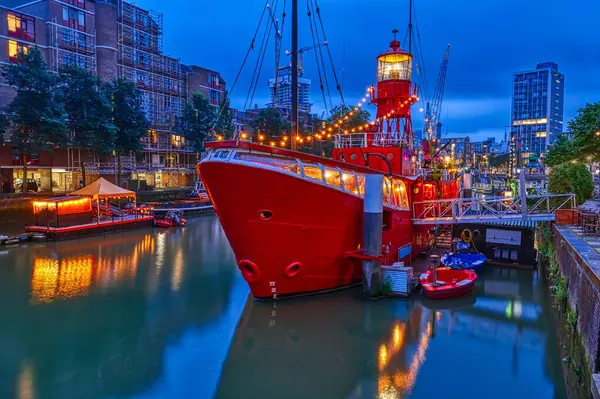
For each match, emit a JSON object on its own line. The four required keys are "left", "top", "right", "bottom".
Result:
{"left": 65, "top": 0, "right": 85, "bottom": 8}
{"left": 8, "top": 40, "right": 29, "bottom": 62}
{"left": 8, "top": 12, "right": 35, "bottom": 41}
{"left": 77, "top": 32, "right": 86, "bottom": 49}
{"left": 210, "top": 90, "right": 219, "bottom": 105}
{"left": 63, "top": 6, "right": 84, "bottom": 29}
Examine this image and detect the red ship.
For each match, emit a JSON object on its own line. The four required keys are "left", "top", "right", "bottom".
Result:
{"left": 198, "top": 30, "right": 457, "bottom": 300}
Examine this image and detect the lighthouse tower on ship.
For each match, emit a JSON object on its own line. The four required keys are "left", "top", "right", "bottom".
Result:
{"left": 332, "top": 31, "right": 419, "bottom": 177}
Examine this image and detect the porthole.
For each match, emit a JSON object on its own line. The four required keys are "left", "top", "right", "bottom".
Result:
{"left": 259, "top": 210, "right": 273, "bottom": 220}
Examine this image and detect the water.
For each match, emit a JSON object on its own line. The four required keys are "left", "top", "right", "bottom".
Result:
{"left": 0, "top": 215, "right": 566, "bottom": 399}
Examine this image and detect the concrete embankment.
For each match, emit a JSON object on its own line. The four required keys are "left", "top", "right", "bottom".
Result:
{"left": 545, "top": 224, "right": 600, "bottom": 398}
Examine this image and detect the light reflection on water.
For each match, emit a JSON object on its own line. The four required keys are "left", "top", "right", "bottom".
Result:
{"left": 0, "top": 216, "right": 567, "bottom": 399}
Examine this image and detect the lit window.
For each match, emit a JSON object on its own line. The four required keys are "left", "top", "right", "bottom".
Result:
{"left": 78, "top": 11, "right": 84, "bottom": 27}
{"left": 8, "top": 13, "right": 18, "bottom": 32}
{"left": 8, "top": 40, "right": 17, "bottom": 58}
{"left": 62, "top": 6, "right": 68, "bottom": 21}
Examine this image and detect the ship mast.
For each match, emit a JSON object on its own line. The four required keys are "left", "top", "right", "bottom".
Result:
{"left": 408, "top": 0, "right": 413, "bottom": 55}
{"left": 291, "top": 0, "right": 299, "bottom": 150}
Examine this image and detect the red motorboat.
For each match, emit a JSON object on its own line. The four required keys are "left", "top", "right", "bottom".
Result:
{"left": 419, "top": 267, "right": 477, "bottom": 300}
{"left": 155, "top": 210, "right": 187, "bottom": 228}
{"left": 198, "top": 31, "right": 458, "bottom": 300}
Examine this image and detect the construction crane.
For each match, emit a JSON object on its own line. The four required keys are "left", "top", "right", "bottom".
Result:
{"left": 286, "top": 42, "right": 326, "bottom": 77}
{"left": 424, "top": 45, "right": 450, "bottom": 141}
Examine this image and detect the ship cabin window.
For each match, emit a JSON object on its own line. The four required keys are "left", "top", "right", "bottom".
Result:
{"left": 323, "top": 168, "right": 342, "bottom": 189}
{"left": 341, "top": 172, "right": 359, "bottom": 194}
{"left": 383, "top": 177, "right": 392, "bottom": 205}
{"left": 392, "top": 179, "right": 409, "bottom": 209}
{"left": 303, "top": 165, "right": 323, "bottom": 182}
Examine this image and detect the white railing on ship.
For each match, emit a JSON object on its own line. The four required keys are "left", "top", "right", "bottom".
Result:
{"left": 334, "top": 133, "right": 403, "bottom": 149}
{"left": 412, "top": 194, "right": 576, "bottom": 223}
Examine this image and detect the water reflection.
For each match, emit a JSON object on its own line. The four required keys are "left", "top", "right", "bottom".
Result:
{"left": 30, "top": 233, "right": 158, "bottom": 303}
{"left": 0, "top": 216, "right": 567, "bottom": 399}
{"left": 0, "top": 216, "right": 238, "bottom": 399}
{"left": 217, "top": 267, "right": 566, "bottom": 399}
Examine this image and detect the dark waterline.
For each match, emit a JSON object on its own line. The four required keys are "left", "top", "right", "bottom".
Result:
{"left": 0, "top": 215, "right": 566, "bottom": 399}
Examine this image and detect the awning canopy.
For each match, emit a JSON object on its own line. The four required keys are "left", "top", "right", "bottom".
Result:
{"left": 68, "top": 178, "right": 135, "bottom": 199}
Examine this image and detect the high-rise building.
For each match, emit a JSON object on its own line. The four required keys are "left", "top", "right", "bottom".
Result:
{"left": 268, "top": 65, "right": 311, "bottom": 113}
{"left": 511, "top": 62, "right": 564, "bottom": 166}
{"left": 0, "top": 0, "right": 225, "bottom": 192}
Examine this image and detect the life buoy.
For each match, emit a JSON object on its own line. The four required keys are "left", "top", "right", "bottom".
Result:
{"left": 284, "top": 262, "right": 302, "bottom": 278}
{"left": 238, "top": 260, "right": 261, "bottom": 283}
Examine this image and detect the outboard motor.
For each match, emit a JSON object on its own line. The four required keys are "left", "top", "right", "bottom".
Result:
{"left": 451, "top": 238, "right": 460, "bottom": 255}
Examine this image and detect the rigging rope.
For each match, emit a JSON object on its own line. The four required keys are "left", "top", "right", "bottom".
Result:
{"left": 306, "top": 0, "right": 329, "bottom": 115}
{"left": 212, "top": 1, "right": 270, "bottom": 131}
{"left": 413, "top": 2, "right": 430, "bottom": 106}
{"left": 244, "top": 0, "right": 278, "bottom": 112}
{"left": 272, "top": 0, "right": 287, "bottom": 107}
{"left": 308, "top": 0, "right": 334, "bottom": 112}
{"left": 314, "top": 0, "right": 346, "bottom": 106}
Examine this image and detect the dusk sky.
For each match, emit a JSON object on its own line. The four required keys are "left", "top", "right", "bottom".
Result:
{"left": 139, "top": 0, "right": 600, "bottom": 141}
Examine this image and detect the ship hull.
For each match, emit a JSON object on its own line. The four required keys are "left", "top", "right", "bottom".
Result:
{"left": 200, "top": 160, "right": 367, "bottom": 299}
{"left": 200, "top": 157, "right": 434, "bottom": 299}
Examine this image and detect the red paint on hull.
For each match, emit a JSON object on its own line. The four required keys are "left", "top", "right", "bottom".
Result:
{"left": 199, "top": 160, "right": 433, "bottom": 299}
{"left": 419, "top": 267, "right": 477, "bottom": 300}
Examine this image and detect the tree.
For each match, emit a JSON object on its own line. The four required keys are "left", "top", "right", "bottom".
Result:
{"left": 249, "top": 107, "right": 290, "bottom": 138}
{"left": 214, "top": 91, "right": 235, "bottom": 140}
{"left": 545, "top": 102, "right": 600, "bottom": 166}
{"left": 59, "top": 66, "right": 116, "bottom": 184}
{"left": 3, "top": 46, "right": 67, "bottom": 192}
{"left": 109, "top": 78, "right": 148, "bottom": 186}
{"left": 326, "top": 105, "right": 371, "bottom": 131}
{"left": 548, "top": 163, "right": 593, "bottom": 205}
{"left": 178, "top": 92, "right": 215, "bottom": 152}
{"left": 488, "top": 153, "right": 510, "bottom": 169}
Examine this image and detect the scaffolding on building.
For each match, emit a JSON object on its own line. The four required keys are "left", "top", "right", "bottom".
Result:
{"left": 113, "top": 0, "right": 191, "bottom": 183}
{"left": 47, "top": 18, "right": 97, "bottom": 75}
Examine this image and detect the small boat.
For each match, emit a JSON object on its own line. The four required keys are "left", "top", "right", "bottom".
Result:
{"left": 419, "top": 267, "right": 477, "bottom": 300}
{"left": 155, "top": 210, "right": 187, "bottom": 228}
{"left": 441, "top": 251, "right": 486, "bottom": 270}
{"left": 32, "top": 233, "right": 48, "bottom": 242}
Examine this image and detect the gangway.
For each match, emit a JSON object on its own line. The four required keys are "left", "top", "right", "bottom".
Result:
{"left": 412, "top": 194, "right": 576, "bottom": 225}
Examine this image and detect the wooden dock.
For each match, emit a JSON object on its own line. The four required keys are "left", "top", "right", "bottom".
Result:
{"left": 25, "top": 215, "right": 155, "bottom": 241}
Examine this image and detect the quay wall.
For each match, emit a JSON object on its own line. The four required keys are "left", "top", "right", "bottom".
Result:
{"left": 552, "top": 225, "right": 600, "bottom": 397}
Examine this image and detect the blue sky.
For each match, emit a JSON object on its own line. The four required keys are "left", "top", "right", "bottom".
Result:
{"left": 139, "top": 0, "right": 600, "bottom": 141}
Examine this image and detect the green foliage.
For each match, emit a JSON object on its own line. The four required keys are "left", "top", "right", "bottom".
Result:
{"left": 566, "top": 308, "right": 578, "bottom": 330}
{"left": 214, "top": 91, "right": 235, "bottom": 140}
{"left": 0, "top": 112, "right": 9, "bottom": 143}
{"left": 548, "top": 163, "right": 593, "bottom": 205}
{"left": 554, "top": 275, "right": 568, "bottom": 310}
{"left": 59, "top": 66, "right": 116, "bottom": 154}
{"left": 3, "top": 47, "right": 67, "bottom": 192}
{"left": 326, "top": 105, "right": 371, "bottom": 131}
{"left": 546, "top": 102, "right": 600, "bottom": 166}
{"left": 249, "top": 107, "right": 290, "bottom": 138}
{"left": 3, "top": 47, "right": 68, "bottom": 150}
{"left": 178, "top": 92, "right": 216, "bottom": 152}
{"left": 109, "top": 78, "right": 148, "bottom": 153}
{"left": 488, "top": 153, "right": 510, "bottom": 168}
{"left": 380, "top": 276, "right": 393, "bottom": 296}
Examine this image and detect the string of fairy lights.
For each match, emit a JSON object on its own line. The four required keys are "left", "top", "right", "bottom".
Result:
{"left": 214, "top": 86, "right": 420, "bottom": 147}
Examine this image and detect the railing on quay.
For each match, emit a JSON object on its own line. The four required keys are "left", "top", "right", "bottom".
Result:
{"left": 412, "top": 194, "right": 576, "bottom": 225}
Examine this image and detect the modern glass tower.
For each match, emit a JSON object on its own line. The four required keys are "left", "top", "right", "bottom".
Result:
{"left": 511, "top": 62, "right": 564, "bottom": 166}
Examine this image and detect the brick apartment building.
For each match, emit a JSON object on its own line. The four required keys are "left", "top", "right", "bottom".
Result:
{"left": 0, "top": 0, "right": 224, "bottom": 193}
